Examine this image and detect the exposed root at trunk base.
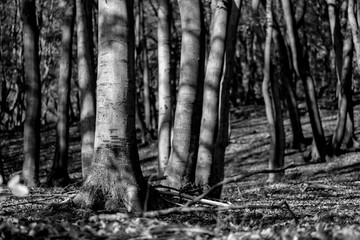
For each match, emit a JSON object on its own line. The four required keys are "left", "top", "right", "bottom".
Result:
{"left": 303, "top": 141, "right": 327, "bottom": 163}
{"left": 73, "top": 165, "right": 166, "bottom": 212}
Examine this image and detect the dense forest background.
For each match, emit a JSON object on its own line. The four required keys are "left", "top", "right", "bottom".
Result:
{"left": 2, "top": 0, "right": 359, "bottom": 177}
{"left": 1, "top": 0, "right": 360, "bottom": 238}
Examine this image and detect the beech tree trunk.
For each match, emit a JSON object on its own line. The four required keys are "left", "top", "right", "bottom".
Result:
{"left": 348, "top": 0, "right": 360, "bottom": 71}
{"left": 164, "top": 0, "right": 202, "bottom": 189}
{"left": 212, "top": 0, "right": 242, "bottom": 198}
{"left": 281, "top": 0, "right": 327, "bottom": 162}
{"left": 272, "top": 17, "right": 304, "bottom": 150}
{"left": 74, "top": 0, "right": 162, "bottom": 212}
{"left": 263, "top": 0, "right": 284, "bottom": 182}
{"left": 21, "top": 0, "right": 41, "bottom": 187}
{"left": 140, "top": 0, "right": 152, "bottom": 132}
{"left": 196, "top": 0, "right": 229, "bottom": 193}
{"left": 76, "top": 0, "right": 96, "bottom": 180}
{"left": 47, "top": 0, "right": 75, "bottom": 187}
{"left": 157, "top": 0, "right": 172, "bottom": 176}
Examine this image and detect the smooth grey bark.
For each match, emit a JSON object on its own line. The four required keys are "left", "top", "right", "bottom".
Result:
{"left": 164, "top": 0, "right": 202, "bottom": 189}
{"left": 76, "top": 0, "right": 96, "bottom": 180}
{"left": 196, "top": 0, "right": 230, "bottom": 194}
{"left": 21, "top": 0, "right": 41, "bottom": 187}
{"left": 48, "top": 0, "right": 75, "bottom": 187}
{"left": 157, "top": 0, "right": 172, "bottom": 176}
{"left": 74, "top": 0, "right": 162, "bottom": 212}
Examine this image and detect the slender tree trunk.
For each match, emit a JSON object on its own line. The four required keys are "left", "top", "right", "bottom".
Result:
{"left": 212, "top": 0, "right": 242, "bottom": 198}
{"left": 164, "top": 0, "right": 202, "bottom": 189}
{"left": 74, "top": 0, "right": 162, "bottom": 212}
{"left": 327, "top": 0, "right": 346, "bottom": 154}
{"left": 47, "top": 0, "right": 75, "bottom": 187}
{"left": 348, "top": 0, "right": 360, "bottom": 71}
{"left": 272, "top": 17, "right": 304, "bottom": 150}
{"left": 281, "top": 0, "right": 327, "bottom": 162}
{"left": 263, "top": 0, "right": 284, "bottom": 182}
{"left": 140, "top": 0, "right": 152, "bottom": 132}
{"left": 76, "top": 0, "right": 96, "bottom": 180}
{"left": 21, "top": 0, "right": 41, "bottom": 187}
{"left": 196, "top": 0, "right": 229, "bottom": 192}
{"left": 333, "top": 23, "right": 353, "bottom": 152}
{"left": 157, "top": 0, "right": 172, "bottom": 176}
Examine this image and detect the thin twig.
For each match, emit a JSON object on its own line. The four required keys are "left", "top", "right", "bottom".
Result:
{"left": 160, "top": 190, "right": 230, "bottom": 207}
{"left": 184, "top": 164, "right": 299, "bottom": 207}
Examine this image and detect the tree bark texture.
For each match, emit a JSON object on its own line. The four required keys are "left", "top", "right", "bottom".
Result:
{"left": 212, "top": 0, "right": 242, "bottom": 198}
{"left": 140, "top": 0, "right": 152, "bottom": 132}
{"left": 263, "top": 0, "right": 284, "bottom": 182}
{"left": 348, "top": 0, "right": 360, "bottom": 71}
{"left": 21, "top": 0, "right": 41, "bottom": 187}
{"left": 272, "top": 17, "right": 304, "bottom": 150}
{"left": 157, "top": 0, "right": 172, "bottom": 176}
{"left": 281, "top": 0, "right": 326, "bottom": 162}
{"left": 164, "top": 0, "right": 202, "bottom": 189}
{"left": 74, "top": 0, "right": 160, "bottom": 212}
{"left": 196, "top": 0, "right": 229, "bottom": 192}
{"left": 48, "top": 0, "right": 75, "bottom": 187}
{"left": 76, "top": 0, "right": 96, "bottom": 180}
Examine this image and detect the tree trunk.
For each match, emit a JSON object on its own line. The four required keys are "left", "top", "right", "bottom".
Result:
{"left": 281, "top": 0, "right": 327, "bottom": 162}
{"left": 348, "top": 0, "right": 360, "bottom": 71}
{"left": 272, "top": 17, "right": 304, "bottom": 150}
{"left": 47, "top": 0, "right": 75, "bottom": 187}
{"left": 263, "top": 0, "right": 284, "bottom": 182}
{"left": 21, "top": 0, "right": 41, "bottom": 187}
{"left": 157, "top": 0, "right": 172, "bottom": 176}
{"left": 164, "top": 0, "right": 202, "bottom": 189}
{"left": 76, "top": 0, "right": 96, "bottom": 180}
{"left": 196, "top": 0, "right": 229, "bottom": 193}
{"left": 74, "top": 0, "right": 162, "bottom": 212}
{"left": 212, "top": 0, "right": 242, "bottom": 198}
{"left": 140, "top": 0, "right": 152, "bottom": 132}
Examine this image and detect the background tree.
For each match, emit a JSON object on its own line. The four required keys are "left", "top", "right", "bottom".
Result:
{"left": 213, "top": 0, "right": 243, "bottom": 197}
{"left": 281, "top": 0, "right": 327, "bottom": 162}
{"left": 47, "top": 0, "right": 75, "bottom": 187}
{"left": 157, "top": 0, "right": 172, "bottom": 176}
{"left": 76, "top": 0, "right": 96, "bottom": 180}
{"left": 21, "top": 0, "right": 41, "bottom": 186}
{"left": 163, "top": 0, "right": 202, "bottom": 189}
{"left": 74, "top": 0, "right": 162, "bottom": 212}
{"left": 262, "top": 0, "right": 285, "bottom": 182}
{"left": 196, "top": 0, "right": 229, "bottom": 194}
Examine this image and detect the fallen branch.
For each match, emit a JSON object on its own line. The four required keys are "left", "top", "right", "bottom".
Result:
{"left": 141, "top": 200, "right": 297, "bottom": 222}
{"left": 159, "top": 190, "right": 230, "bottom": 207}
{"left": 93, "top": 200, "right": 297, "bottom": 223}
{"left": 184, "top": 164, "right": 299, "bottom": 207}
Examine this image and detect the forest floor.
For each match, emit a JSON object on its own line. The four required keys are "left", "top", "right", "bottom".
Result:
{"left": 1, "top": 97, "right": 360, "bottom": 239}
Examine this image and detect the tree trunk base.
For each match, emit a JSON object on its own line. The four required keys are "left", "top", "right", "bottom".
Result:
{"left": 73, "top": 164, "right": 165, "bottom": 212}
{"left": 303, "top": 140, "right": 327, "bottom": 163}
{"left": 46, "top": 172, "right": 71, "bottom": 187}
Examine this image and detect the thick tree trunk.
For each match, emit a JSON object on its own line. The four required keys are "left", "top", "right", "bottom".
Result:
{"left": 263, "top": 0, "right": 284, "bottom": 182}
{"left": 164, "top": 0, "right": 202, "bottom": 189}
{"left": 196, "top": 0, "right": 229, "bottom": 193}
{"left": 21, "top": 0, "right": 41, "bottom": 187}
{"left": 281, "top": 0, "right": 327, "bottom": 162}
{"left": 76, "top": 0, "right": 96, "bottom": 180}
{"left": 74, "top": 0, "right": 162, "bottom": 212}
{"left": 157, "top": 0, "right": 172, "bottom": 176}
{"left": 47, "top": 0, "right": 75, "bottom": 187}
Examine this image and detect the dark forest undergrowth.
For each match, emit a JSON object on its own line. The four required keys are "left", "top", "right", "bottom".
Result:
{"left": 1, "top": 98, "right": 360, "bottom": 239}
